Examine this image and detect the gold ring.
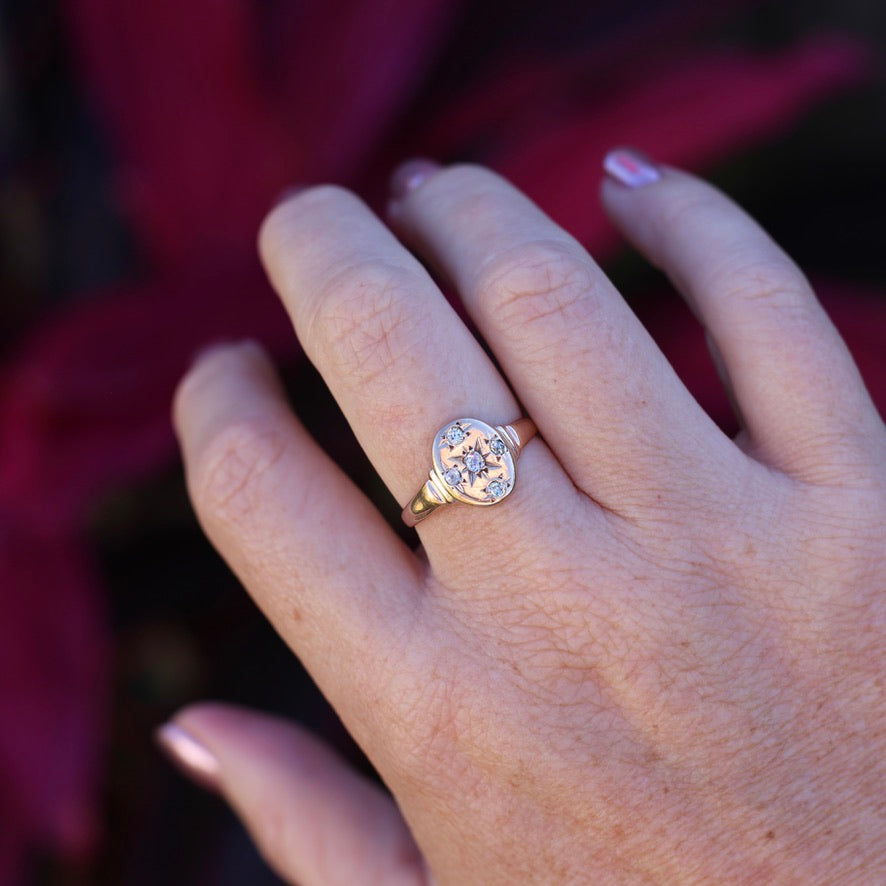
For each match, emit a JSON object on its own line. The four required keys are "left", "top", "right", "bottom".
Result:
{"left": 402, "top": 417, "right": 537, "bottom": 527}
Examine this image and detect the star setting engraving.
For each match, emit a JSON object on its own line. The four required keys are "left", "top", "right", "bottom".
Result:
{"left": 439, "top": 429, "right": 510, "bottom": 501}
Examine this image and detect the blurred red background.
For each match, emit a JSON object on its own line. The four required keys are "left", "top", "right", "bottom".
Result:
{"left": 1, "top": 1, "right": 884, "bottom": 883}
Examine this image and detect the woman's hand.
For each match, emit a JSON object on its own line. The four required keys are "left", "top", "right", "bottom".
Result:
{"left": 163, "top": 152, "right": 886, "bottom": 884}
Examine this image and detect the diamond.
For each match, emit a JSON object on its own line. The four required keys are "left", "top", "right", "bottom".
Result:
{"left": 489, "top": 437, "right": 507, "bottom": 456}
{"left": 443, "top": 467, "right": 462, "bottom": 486}
{"left": 445, "top": 425, "right": 466, "bottom": 446}
{"left": 464, "top": 450, "right": 485, "bottom": 473}
{"left": 487, "top": 479, "right": 507, "bottom": 499}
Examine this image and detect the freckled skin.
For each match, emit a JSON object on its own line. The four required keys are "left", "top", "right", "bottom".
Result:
{"left": 171, "top": 163, "right": 886, "bottom": 885}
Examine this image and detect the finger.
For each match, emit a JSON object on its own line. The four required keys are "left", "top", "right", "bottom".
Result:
{"left": 258, "top": 185, "right": 587, "bottom": 575}
{"left": 173, "top": 341, "right": 424, "bottom": 741}
{"left": 387, "top": 163, "right": 737, "bottom": 513}
{"left": 600, "top": 150, "right": 883, "bottom": 481}
{"left": 157, "top": 704, "right": 429, "bottom": 886}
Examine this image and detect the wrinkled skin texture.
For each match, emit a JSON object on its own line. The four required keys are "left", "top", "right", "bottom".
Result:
{"left": 170, "top": 161, "right": 886, "bottom": 885}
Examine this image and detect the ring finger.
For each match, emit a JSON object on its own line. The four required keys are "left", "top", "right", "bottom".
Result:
{"left": 258, "top": 186, "right": 588, "bottom": 578}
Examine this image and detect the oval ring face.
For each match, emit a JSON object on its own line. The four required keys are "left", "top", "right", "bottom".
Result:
{"left": 432, "top": 418, "right": 516, "bottom": 506}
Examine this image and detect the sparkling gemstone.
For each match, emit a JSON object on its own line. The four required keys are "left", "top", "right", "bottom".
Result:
{"left": 443, "top": 467, "right": 462, "bottom": 486}
{"left": 487, "top": 479, "right": 507, "bottom": 498}
{"left": 464, "top": 450, "right": 485, "bottom": 473}
{"left": 445, "top": 425, "right": 466, "bottom": 445}
{"left": 489, "top": 437, "right": 507, "bottom": 456}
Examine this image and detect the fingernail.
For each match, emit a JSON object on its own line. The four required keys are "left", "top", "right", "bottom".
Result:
{"left": 390, "top": 158, "right": 441, "bottom": 200}
{"left": 189, "top": 338, "right": 268, "bottom": 370}
{"left": 190, "top": 339, "right": 238, "bottom": 366}
{"left": 603, "top": 148, "right": 661, "bottom": 188}
{"left": 155, "top": 722, "right": 221, "bottom": 792}
{"left": 271, "top": 185, "right": 310, "bottom": 210}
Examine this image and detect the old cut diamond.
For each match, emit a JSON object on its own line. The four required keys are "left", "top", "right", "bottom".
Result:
{"left": 445, "top": 425, "right": 466, "bottom": 446}
{"left": 443, "top": 467, "right": 462, "bottom": 486}
{"left": 489, "top": 437, "right": 507, "bottom": 456}
{"left": 464, "top": 450, "right": 484, "bottom": 473}
{"left": 487, "top": 479, "right": 506, "bottom": 498}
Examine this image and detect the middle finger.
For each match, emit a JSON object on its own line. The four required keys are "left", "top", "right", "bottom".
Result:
{"left": 389, "top": 164, "right": 736, "bottom": 513}
{"left": 259, "top": 186, "right": 584, "bottom": 571}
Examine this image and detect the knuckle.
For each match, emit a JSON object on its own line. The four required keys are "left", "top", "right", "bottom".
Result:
{"left": 655, "top": 187, "right": 815, "bottom": 313}
{"left": 475, "top": 240, "right": 597, "bottom": 333}
{"left": 192, "top": 418, "right": 287, "bottom": 527}
{"left": 718, "top": 257, "right": 812, "bottom": 315}
{"left": 309, "top": 261, "right": 425, "bottom": 387}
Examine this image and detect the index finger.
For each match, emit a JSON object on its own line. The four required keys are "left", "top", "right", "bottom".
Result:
{"left": 173, "top": 342, "right": 426, "bottom": 754}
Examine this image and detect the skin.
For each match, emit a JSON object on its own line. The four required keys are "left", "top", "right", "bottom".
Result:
{"left": 170, "top": 161, "right": 886, "bottom": 884}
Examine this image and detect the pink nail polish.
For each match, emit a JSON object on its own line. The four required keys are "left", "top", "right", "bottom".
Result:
{"left": 270, "top": 185, "right": 310, "bottom": 210}
{"left": 603, "top": 148, "right": 661, "bottom": 188}
{"left": 188, "top": 338, "right": 267, "bottom": 372}
{"left": 190, "top": 339, "right": 238, "bottom": 365}
{"left": 389, "top": 158, "right": 441, "bottom": 199}
{"left": 155, "top": 722, "right": 221, "bottom": 791}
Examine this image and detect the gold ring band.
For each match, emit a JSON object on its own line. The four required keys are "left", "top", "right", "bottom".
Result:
{"left": 402, "top": 417, "right": 537, "bottom": 527}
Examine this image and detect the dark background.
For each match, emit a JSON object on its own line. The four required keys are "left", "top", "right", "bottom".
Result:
{"left": 2, "top": 2, "right": 884, "bottom": 883}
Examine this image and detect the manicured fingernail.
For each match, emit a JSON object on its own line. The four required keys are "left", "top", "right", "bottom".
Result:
{"left": 188, "top": 338, "right": 267, "bottom": 372}
{"left": 190, "top": 339, "right": 238, "bottom": 366}
{"left": 390, "top": 158, "right": 441, "bottom": 199}
{"left": 155, "top": 722, "right": 221, "bottom": 791}
{"left": 271, "top": 185, "right": 310, "bottom": 209}
{"left": 603, "top": 148, "right": 661, "bottom": 188}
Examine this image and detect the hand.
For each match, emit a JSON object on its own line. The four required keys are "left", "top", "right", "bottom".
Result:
{"left": 164, "top": 152, "right": 886, "bottom": 884}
